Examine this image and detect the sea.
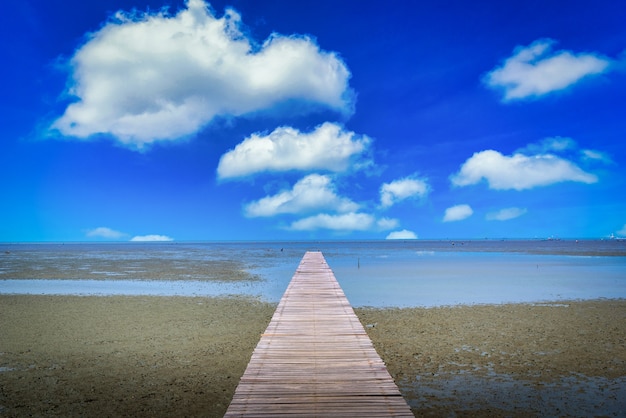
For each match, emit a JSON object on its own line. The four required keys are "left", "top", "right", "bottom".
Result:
{"left": 1, "top": 240, "right": 625, "bottom": 307}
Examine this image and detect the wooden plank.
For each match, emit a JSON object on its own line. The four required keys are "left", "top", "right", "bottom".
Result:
{"left": 224, "top": 251, "right": 413, "bottom": 417}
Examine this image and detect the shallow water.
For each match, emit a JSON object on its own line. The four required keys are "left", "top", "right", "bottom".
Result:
{"left": 0, "top": 278, "right": 266, "bottom": 298}
{"left": 328, "top": 251, "right": 626, "bottom": 307}
{"left": 1, "top": 240, "right": 625, "bottom": 307}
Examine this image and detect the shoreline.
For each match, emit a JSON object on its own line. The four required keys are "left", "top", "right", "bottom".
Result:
{"left": 2, "top": 295, "right": 625, "bottom": 416}
{"left": 3, "top": 238, "right": 626, "bottom": 254}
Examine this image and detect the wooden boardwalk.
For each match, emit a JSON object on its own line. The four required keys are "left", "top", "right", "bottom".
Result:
{"left": 225, "top": 251, "right": 413, "bottom": 417}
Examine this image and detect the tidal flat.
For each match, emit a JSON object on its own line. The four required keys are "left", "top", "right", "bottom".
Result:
{"left": 2, "top": 295, "right": 625, "bottom": 417}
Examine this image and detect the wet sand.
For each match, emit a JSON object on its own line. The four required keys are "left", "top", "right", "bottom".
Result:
{"left": 0, "top": 295, "right": 275, "bottom": 417}
{"left": 357, "top": 300, "right": 626, "bottom": 417}
{"left": 1, "top": 296, "right": 625, "bottom": 417}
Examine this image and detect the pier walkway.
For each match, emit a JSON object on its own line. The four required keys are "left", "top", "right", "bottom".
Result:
{"left": 225, "top": 251, "right": 413, "bottom": 417}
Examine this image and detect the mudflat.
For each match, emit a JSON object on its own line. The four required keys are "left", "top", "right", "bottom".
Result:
{"left": 356, "top": 300, "right": 626, "bottom": 416}
{"left": 0, "top": 295, "right": 275, "bottom": 417}
{"left": 1, "top": 296, "right": 625, "bottom": 416}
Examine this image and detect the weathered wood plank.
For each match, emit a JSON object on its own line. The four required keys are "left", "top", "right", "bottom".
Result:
{"left": 224, "top": 251, "right": 413, "bottom": 417}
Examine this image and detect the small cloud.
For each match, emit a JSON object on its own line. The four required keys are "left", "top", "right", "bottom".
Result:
{"left": 486, "top": 207, "right": 528, "bottom": 221}
{"left": 288, "top": 212, "right": 397, "bottom": 232}
{"left": 376, "top": 217, "right": 400, "bottom": 230}
{"left": 443, "top": 204, "right": 473, "bottom": 222}
{"left": 51, "top": 0, "right": 352, "bottom": 147}
{"left": 130, "top": 234, "right": 173, "bottom": 242}
{"left": 450, "top": 149, "right": 597, "bottom": 190}
{"left": 616, "top": 224, "right": 626, "bottom": 237}
{"left": 289, "top": 212, "right": 373, "bottom": 231}
{"left": 380, "top": 175, "right": 430, "bottom": 208}
{"left": 516, "top": 137, "right": 576, "bottom": 155}
{"left": 244, "top": 174, "right": 359, "bottom": 217}
{"left": 516, "top": 138, "right": 612, "bottom": 166}
{"left": 217, "top": 123, "right": 371, "bottom": 179}
{"left": 484, "top": 38, "right": 611, "bottom": 101}
{"left": 386, "top": 229, "right": 418, "bottom": 240}
{"left": 581, "top": 149, "right": 613, "bottom": 164}
{"left": 86, "top": 227, "right": 127, "bottom": 239}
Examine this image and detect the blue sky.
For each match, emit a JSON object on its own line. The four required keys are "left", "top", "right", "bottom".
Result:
{"left": 2, "top": 0, "right": 625, "bottom": 242}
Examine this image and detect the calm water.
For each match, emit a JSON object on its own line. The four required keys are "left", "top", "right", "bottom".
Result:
{"left": 1, "top": 240, "right": 625, "bottom": 307}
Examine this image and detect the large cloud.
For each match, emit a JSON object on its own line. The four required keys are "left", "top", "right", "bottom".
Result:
{"left": 289, "top": 213, "right": 398, "bottom": 232}
{"left": 51, "top": 0, "right": 352, "bottom": 147}
{"left": 451, "top": 149, "right": 598, "bottom": 190}
{"left": 443, "top": 204, "right": 473, "bottom": 222}
{"left": 380, "top": 175, "right": 429, "bottom": 208}
{"left": 484, "top": 39, "right": 611, "bottom": 101}
{"left": 217, "top": 122, "right": 371, "bottom": 178}
{"left": 244, "top": 174, "right": 358, "bottom": 217}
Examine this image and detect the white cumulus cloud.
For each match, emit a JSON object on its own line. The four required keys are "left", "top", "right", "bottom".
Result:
{"left": 443, "top": 204, "right": 473, "bottom": 222}
{"left": 86, "top": 226, "right": 127, "bottom": 239}
{"left": 486, "top": 207, "right": 528, "bottom": 221}
{"left": 217, "top": 122, "right": 371, "bottom": 178}
{"left": 244, "top": 174, "right": 358, "bottom": 217}
{"left": 484, "top": 38, "right": 611, "bottom": 101}
{"left": 51, "top": 0, "right": 352, "bottom": 147}
{"left": 380, "top": 175, "right": 429, "bottom": 208}
{"left": 130, "top": 234, "right": 173, "bottom": 242}
{"left": 450, "top": 149, "right": 598, "bottom": 190}
{"left": 289, "top": 212, "right": 397, "bottom": 232}
{"left": 386, "top": 229, "right": 418, "bottom": 240}
{"left": 616, "top": 224, "right": 626, "bottom": 238}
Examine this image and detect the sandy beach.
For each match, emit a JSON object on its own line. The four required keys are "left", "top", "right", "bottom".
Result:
{"left": 1, "top": 295, "right": 625, "bottom": 417}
